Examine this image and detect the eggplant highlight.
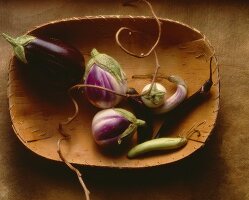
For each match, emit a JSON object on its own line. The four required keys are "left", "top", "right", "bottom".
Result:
{"left": 155, "top": 57, "right": 214, "bottom": 138}
{"left": 92, "top": 108, "right": 145, "bottom": 147}
{"left": 2, "top": 33, "right": 85, "bottom": 91}
{"left": 84, "top": 49, "right": 127, "bottom": 108}
{"left": 141, "top": 83, "right": 166, "bottom": 108}
{"left": 153, "top": 75, "right": 188, "bottom": 114}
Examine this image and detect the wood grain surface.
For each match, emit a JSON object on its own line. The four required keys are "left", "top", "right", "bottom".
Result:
{"left": 0, "top": 1, "right": 248, "bottom": 200}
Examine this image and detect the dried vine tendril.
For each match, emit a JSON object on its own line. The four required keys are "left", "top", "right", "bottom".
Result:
{"left": 56, "top": 82, "right": 142, "bottom": 200}
{"left": 116, "top": 0, "right": 161, "bottom": 58}
{"left": 57, "top": 136, "right": 90, "bottom": 200}
{"left": 57, "top": 1, "right": 162, "bottom": 200}
{"left": 60, "top": 0, "right": 163, "bottom": 125}
{"left": 60, "top": 47, "right": 161, "bottom": 129}
{"left": 116, "top": 0, "right": 162, "bottom": 94}
{"left": 58, "top": 0, "right": 163, "bottom": 140}
{"left": 57, "top": 89, "right": 90, "bottom": 200}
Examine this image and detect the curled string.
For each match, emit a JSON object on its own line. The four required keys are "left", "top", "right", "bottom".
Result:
{"left": 57, "top": 2, "right": 162, "bottom": 199}
{"left": 59, "top": 0, "right": 163, "bottom": 129}
{"left": 116, "top": 0, "right": 161, "bottom": 58}
{"left": 57, "top": 136, "right": 90, "bottom": 200}
{"left": 56, "top": 50, "right": 161, "bottom": 200}
{"left": 116, "top": 0, "right": 163, "bottom": 94}
{"left": 147, "top": 50, "right": 161, "bottom": 94}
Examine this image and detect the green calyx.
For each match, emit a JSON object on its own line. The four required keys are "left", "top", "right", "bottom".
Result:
{"left": 114, "top": 108, "right": 145, "bottom": 125}
{"left": 143, "top": 84, "right": 165, "bottom": 105}
{"left": 85, "top": 48, "right": 126, "bottom": 82}
{"left": 2, "top": 33, "right": 35, "bottom": 64}
{"left": 117, "top": 124, "right": 137, "bottom": 144}
{"left": 114, "top": 108, "right": 146, "bottom": 144}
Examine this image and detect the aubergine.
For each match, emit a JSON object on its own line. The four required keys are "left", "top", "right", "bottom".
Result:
{"left": 2, "top": 33, "right": 85, "bottom": 91}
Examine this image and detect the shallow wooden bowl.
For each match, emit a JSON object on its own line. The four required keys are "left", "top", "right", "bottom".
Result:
{"left": 8, "top": 16, "right": 219, "bottom": 168}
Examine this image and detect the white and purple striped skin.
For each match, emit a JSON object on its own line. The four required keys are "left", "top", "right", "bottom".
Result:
{"left": 153, "top": 76, "right": 188, "bottom": 114}
{"left": 92, "top": 109, "right": 131, "bottom": 146}
{"left": 85, "top": 64, "right": 127, "bottom": 108}
{"left": 141, "top": 83, "right": 166, "bottom": 108}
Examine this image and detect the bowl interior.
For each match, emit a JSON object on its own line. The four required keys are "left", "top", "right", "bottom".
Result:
{"left": 8, "top": 16, "right": 219, "bottom": 168}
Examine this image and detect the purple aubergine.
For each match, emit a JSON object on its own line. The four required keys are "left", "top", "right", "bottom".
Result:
{"left": 2, "top": 33, "right": 85, "bottom": 91}
{"left": 84, "top": 48, "right": 127, "bottom": 108}
{"left": 92, "top": 108, "right": 145, "bottom": 147}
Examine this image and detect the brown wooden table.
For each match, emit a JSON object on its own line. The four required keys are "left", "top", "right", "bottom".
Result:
{"left": 0, "top": 1, "right": 248, "bottom": 199}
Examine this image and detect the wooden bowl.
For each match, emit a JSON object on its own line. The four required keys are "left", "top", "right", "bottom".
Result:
{"left": 8, "top": 16, "right": 220, "bottom": 168}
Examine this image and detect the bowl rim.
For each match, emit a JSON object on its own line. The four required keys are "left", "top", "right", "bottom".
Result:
{"left": 8, "top": 15, "right": 220, "bottom": 169}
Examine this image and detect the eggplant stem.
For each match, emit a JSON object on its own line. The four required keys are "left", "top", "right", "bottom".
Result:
{"left": 147, "top": 50, "right": 161, "bottom": 95}
{"left": 135, "top": 119, "right": 146, "bottom": 126}
{"left": 118, "top": 124, "right": 136, "bottom": 144}
{"left": 2, "top": 33, "right": 17, "bottom": 47}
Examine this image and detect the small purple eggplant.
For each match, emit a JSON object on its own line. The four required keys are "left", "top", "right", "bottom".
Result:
{"left": 2, "top": 33, "right": 85, "bottom": 91}
{"left": 84, "top": 49, "right": 127, "bottom": 108}
{"left": 92, "top": 108, "right": 145, "bottom": 147}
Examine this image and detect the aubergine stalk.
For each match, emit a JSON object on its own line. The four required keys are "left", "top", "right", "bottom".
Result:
{"left": 2, "top": 33, "right": 85, "bottom": 91}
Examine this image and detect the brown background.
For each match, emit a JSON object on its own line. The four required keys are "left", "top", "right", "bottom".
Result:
{"left": 0, "top": 0, "right": 248, "bottom": 200}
